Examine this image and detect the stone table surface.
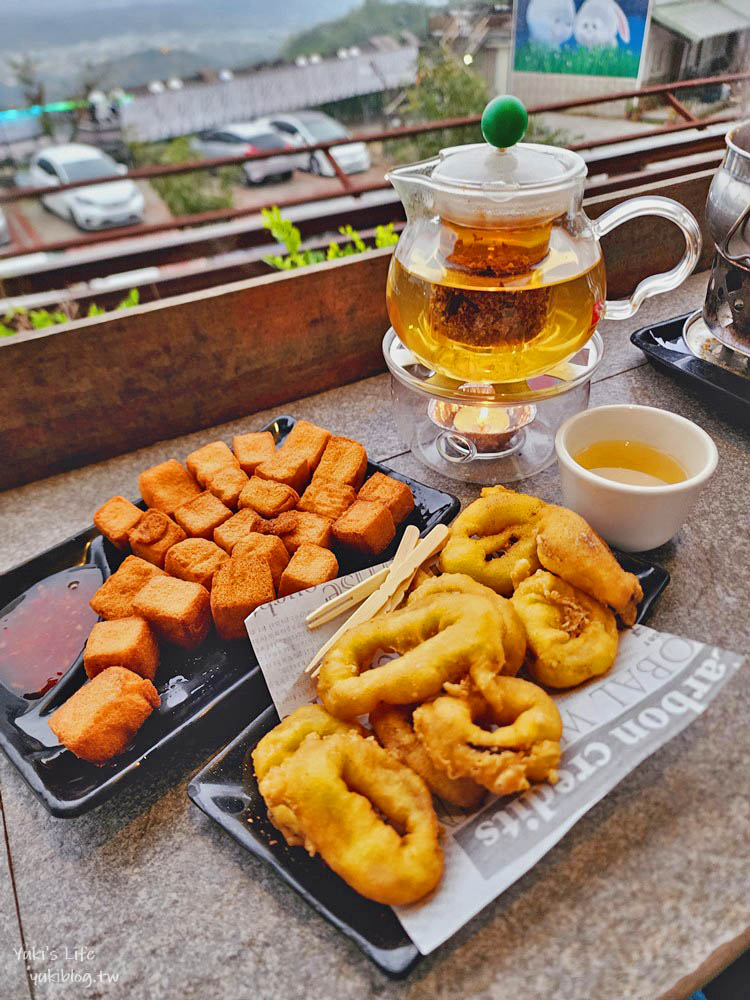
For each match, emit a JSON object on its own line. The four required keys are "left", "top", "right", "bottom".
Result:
{"left": 1, "top": 271, "right": 748, "bottom": 1000}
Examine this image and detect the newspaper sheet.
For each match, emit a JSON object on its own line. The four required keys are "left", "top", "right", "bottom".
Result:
{"left": 245, "top": 567, "right": 744, "bottom": 955}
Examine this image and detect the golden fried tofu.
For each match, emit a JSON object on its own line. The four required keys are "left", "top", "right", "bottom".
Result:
{"left": 238, "top": 477, "right": 299, "bottom": 518}
{"left": 312, "top": 436, "right": 368, "bottom": 489}
{"left": 174, "top": 491, "right": 232, "bottom": 539}
{"left": 49, "top": 666, "right": 160, "bottom": 764}
{"left": 213, "top": 508, "right": 265, "bottom": 553}
{"left": 232, "top": 431, "right": 276, "bottom": 474}
{"left": 255, "top": 451, "right": 310, "bottom": 493}
{"left": 133, "top": 576, "right": 211, "bottom": 649}
{"left": 333, "top": 499, "right": 395, "bottom": 555}
{"left": 358, "top": 472, "right": 415, "bottom": 525}
{"left": 83, "top": 617, "right": 159, "bottom": 681}
{"left": 164, "top": 537, "right": 229, "bottom": 590}
{"left": 278, "top": 543, "right": 338, "bottom": 597}
{"left": 90, "top": 556, "right": 166, "bottom": 621}
{"left": 186, "top": 440, "right": 239, "bottom": 487}
{"left": 93, "top": 496, "right": 143, "bottom": 550}
{"left": 279, "top": 420, "right": 331, "bottom": 471}
{"left": 139, "top": 459, "right": 201, "bottom": 515}
{"left": 128, "top": 509, "right": 186, "bottom": 568}
{"left": 298, "top": 479, "right": 356, "bottom": 521}
{"left": 233, "top": 533, "right": 289, "bottom": 590}
{"left": 205, "top": 464, "right": 249, "bottom": 509}
{"left": 262, "top": 510, "right": 333, "bottom": 554}
{"left": 210, "top": 550, "right": 275, "bottom": 640}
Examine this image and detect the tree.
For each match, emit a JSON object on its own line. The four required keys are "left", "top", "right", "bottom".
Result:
{"left": 6, "top": 54, "right": 52, "bottom": 135}
{"left": 129, "top": 137, "right": 239, "bottom": 217}
{"left": 392, "top": 48, "right": 488, "bottom": 162}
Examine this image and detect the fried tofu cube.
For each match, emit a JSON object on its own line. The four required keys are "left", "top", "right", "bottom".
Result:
{"left": 174, "top": 491, "right": 232, "bottom": 539}
{"left": 358, "top": 472, "right": 415, "bottom": 525}
{"left": 298, "top": 479, "right": 356, "bottom": 521}
{"left": 49, "top": 666, "right": 160, "bottom": 764}
{"left": 333, "top": 499, "right": 395, "bottom": 555}
{"left": 213, "top": 508, "right": 266, "bottom": 553}
{"left": 239, "top": 477, "right": 299, "bottom": 518}
{"left": 262, "top": 510, "right": 333, "bottom": 554}
{"left": 210, "top": 550, "right": 275, "bottom": 640}
{"left": 127, "top": 509, "right": 186, "bottom": 568}
{"left": 90, "top": 556, "right": 166, "bottom": 621}
{"left": 164, "top": 537, "right": 229, "bottom": 591}
{"left": 278, "top": 543, "right": 339, "bottom": 597}
{"left": 83, "top": 617, "right": 159, "bottom": 681}
{"left": 232, "top": 431, "right": 276, "bottom": 474}
{"left": 205, "top": 464, "right": 249, "bottom": 509}
{"left": 255, "top": 451, "right": 310, "bottom": 493}
{"left": 312, "top": 436, "right": 368, "bottom": 489}
{"left": 138, "top": 459, "right": 201, "bottom": 515}
{"left": 93, "top": 496, "right": 143, "bottom": 550}
{"left": 279, "top": 420, "right": 331, "bottom": 471}
{"left": 233, "top": 533, "right": 289, "bottom": 590}
{"left": 186, "top": 440, "right": 239, "bottom": 487}
{"left": 133, "top": 576, "right": 211, "bottom": 649}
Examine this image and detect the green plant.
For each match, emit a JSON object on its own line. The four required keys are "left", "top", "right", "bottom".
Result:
{"left": 130, "top": 137, "right": 238, "bottom": 217}
{"left": 0, "top": 288, "right": 139, "bottom": 337}
{"left": 389, "top": 48, "right": 488, "bottom": 163}
{"left": 262, "top": 208, "right": 399, "bottom": 270}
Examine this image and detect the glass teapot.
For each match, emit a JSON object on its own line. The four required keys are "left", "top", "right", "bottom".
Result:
{"left": 385, "top": 97, "right": 702, "bottom": 384}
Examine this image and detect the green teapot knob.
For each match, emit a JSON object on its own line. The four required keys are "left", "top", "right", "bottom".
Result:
{"left": 481, "top": 96, "right": 528, "bottom": 149}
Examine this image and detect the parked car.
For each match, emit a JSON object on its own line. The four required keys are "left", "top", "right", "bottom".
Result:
{"left": 255, "top": 111, "right": 371, "bottom": 176}
{"left": 0, "top": 207, "right": 9, "bottom": 246}
{"left": 28, "top": 144, "right": 144, "bottom": 231}
{"left": 190, "top": 124, "right": 304, "bottom": 185}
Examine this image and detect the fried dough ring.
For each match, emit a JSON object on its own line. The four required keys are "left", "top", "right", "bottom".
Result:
{"left": 260, "top": 731, "right": 443, "bottom": 905}
{"left": 252, "top": 704, "right": 365, "bottom": 845}
{"left": 536, "top": 505, "right": 643, "bottom": 626}
{"left": 413, "top": 677, "right": 562, "bottom": 796}
{"left": 510, "top": 570, "right": 618, "bottom": 688}
{"left": 439, "top": 486, "right": 545, "bottom": 596}
{"left": 317, "top": 592, "right": 505, "bottom": 719}
{"left": 406, "top": 572, "right": 526, "bottom": 676}
{"left": 370, "top": 703, "right": 486, "bottom": 810}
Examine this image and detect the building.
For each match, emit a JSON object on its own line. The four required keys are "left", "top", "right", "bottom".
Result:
{"left": 428, "top": 6, "right": 513, "bottom": 95}
{"left": 120, "top": 44, "right": 418, "bottom": 143}
{"left": 644, "top": 0, "right": 750, "bottom": 83}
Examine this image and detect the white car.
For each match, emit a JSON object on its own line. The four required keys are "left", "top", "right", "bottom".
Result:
{"left": 190, "top": 124, "right": 304, "bottom": 185}
{"left": 0, "top": 207, "right": 9, "bottom": 246}
{"left": 29, "top": 144, "right": 144, "bottom": 231}
{"left": 256, "top": 111, "right": 371, "bottom": 176}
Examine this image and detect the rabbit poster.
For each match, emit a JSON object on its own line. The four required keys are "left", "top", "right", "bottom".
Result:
{"left": 513, "top": 0, "right": 651, "bottom": 77}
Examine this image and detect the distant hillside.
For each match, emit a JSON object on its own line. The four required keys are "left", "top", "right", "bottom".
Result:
{"left": 284, "top": 0, "right": 430, "bottom": 59}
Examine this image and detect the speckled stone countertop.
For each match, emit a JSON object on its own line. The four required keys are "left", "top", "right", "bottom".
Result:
{"left": 1, "top": 272, "right": 748, "bottom": 1000}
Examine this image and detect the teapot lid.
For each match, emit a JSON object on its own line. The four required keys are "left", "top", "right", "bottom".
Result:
{"left": 429, "top": 96, "right": 586, "bottom": 226}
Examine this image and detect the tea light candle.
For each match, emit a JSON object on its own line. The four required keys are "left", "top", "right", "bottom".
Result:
{"left": 429, "top": 400, "right": 536, "bottom": 454}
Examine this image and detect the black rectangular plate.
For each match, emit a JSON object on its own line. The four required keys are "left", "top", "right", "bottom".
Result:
{"left": 0, "top": 416, "right": 459, "bottom": 818}
{"left": 187, "top": 550, "right": 669, "bottom": 978}
{"left": 630, "top": 312, "right": 750, "bottom": 414}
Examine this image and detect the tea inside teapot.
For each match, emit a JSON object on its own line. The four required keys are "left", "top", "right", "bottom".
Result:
{"left": 386, "top": 215, "right": 605, "bottom": 384}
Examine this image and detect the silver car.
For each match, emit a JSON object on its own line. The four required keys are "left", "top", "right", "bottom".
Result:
{"left": 28, "top": 144, "right": 144, "bottom": 231}
{"left": 190, "top": 124, "right": 304, "bottom": 185}
{"left": 255, "top": 111, "right": 371, "bottom": 176}
{"left": 0, "top": 207, "right": 9, "bottom": 246}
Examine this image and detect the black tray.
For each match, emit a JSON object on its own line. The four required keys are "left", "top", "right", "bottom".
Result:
{"left": 188, "top": 549, "right": 669, "bottom": 978}
{"left": 0, "top": 416, "right": 460, "bottom": 817}
{"left": 630, "top": 312, "right": 750, "bottom": 414}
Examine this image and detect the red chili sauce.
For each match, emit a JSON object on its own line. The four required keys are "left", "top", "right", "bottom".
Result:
{"left": 0, "top": 567, "right": 102, "bottom": 699}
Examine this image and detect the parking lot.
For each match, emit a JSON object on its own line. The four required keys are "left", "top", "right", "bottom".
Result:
{"left": 2, "top": 163, "right": 391, "bottom": 255}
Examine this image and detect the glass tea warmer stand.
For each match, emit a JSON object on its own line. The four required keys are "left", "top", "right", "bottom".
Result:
{"left": 382, "top": 96, "right": 702, "bottom": 483}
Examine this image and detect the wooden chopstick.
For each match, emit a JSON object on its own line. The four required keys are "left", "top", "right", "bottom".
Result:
{"left": 305, "top": 523, "right": 448, "bottom": 677}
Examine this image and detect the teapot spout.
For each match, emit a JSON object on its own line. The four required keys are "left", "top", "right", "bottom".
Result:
{"left": 385, "top": 161, "right": 436, "bottom": 220}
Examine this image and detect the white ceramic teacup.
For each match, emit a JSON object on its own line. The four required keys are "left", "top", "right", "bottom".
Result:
{"left": 555, "top": 404, "right": 718, "bottom": 552}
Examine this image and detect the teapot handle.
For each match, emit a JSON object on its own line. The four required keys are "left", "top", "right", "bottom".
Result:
{"left": 592, "top": 195, "right": 702, "bottom": 321}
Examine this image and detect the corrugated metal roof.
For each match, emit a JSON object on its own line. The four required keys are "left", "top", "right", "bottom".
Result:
{"left": 653, "top": 0, "right": 750, "bottom": 43}
{"left": 121, "top": 47, "right": 418, "bottom": 143}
